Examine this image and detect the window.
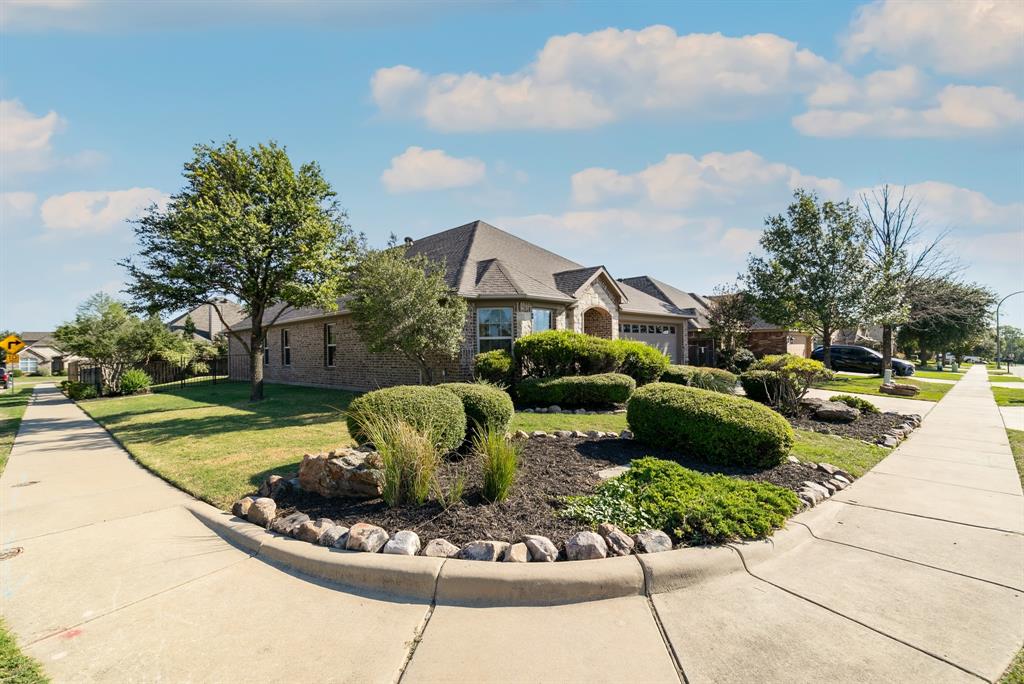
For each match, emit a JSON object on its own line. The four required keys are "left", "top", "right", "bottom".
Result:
{"left": 19, "top": 356, "right": 38, "bottom": 374}
{"left": 281, "top": 329, "right": 291, "bottom": 366}
{"left": 478, "top": 307, "right": 513, "bottom": 353}
{"left": 324, "top": 324, "right": 336, "bottom": 367}
{"left": 263, "top": 342, "right": 270, "bottom": 365}
{"left": 532, "top": 308, "right": 553, "bottom": 333}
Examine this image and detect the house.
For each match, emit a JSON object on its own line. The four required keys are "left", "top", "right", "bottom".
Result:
{"left": 229, "top": 220, "right": 698, "bottom": 390}
{"left": 167, "top": 298, "right": 245, "bottom": 342}
{"left": 14, "top": 332, "right": 64, "bottom": 374}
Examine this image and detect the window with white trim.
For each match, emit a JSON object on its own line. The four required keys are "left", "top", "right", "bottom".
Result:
{"left": 532, "top": 308, "right": 553, "bottom": 333}
{"left": 19, "top": 356, "right": 38, "bottom": 373}
{"left": 324, "top": 323, "right": 336, "bottom": 367}
{"left": 478, "top": 307, "right": 513, "bottom": 353}
{"left": 281, "top": 329, "right": 291, "bottom": 366}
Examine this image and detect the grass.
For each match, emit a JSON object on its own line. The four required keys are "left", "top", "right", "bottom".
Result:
{"left": 789, "top": 429, "right": 888, "bottom": 477}
{"left": 1002, "top": 429, "right": 1024, "bottom": 684}
{"left": 911, "top": 369, "right": 963, "bottom": 381}
{"left": 992, "top": 386, "right": 1024, "bottom": 407}
{"left": 510, "top": 411, "right": 629, "bottom": 434}
{"left": 0, "top": 384, "right": 40, "bottom": 476}
{"left": 989, "top": 373, "right": 1024, "bottom": 383}
{"left": 813, "top": 375, "right": 951, "bottom": 402}
{"left": 0, "top": 617, "right": 47, "bottom": 684}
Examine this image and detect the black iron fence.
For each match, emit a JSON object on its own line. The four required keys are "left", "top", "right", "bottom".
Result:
{"left": 71, "top": 354, "right": 252, "bottom": 395}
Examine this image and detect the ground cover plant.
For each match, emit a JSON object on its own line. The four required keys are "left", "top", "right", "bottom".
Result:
{"left": 991, "top": 386, "right": 1024, "bottom": 407}
{"left": 812, "top": 375, "right": 950, "bottom": 402}
{"left": 829, "top": 394, "right": 880, "bottom": 414}
{"left": 0, "top": 616, "right": 47, "bottom": 684}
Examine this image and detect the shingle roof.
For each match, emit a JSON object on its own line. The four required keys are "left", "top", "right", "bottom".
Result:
{"left": 618, "top": 276, "right": 709, "bottom": 327}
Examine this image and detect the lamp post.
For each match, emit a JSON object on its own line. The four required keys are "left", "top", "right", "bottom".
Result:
{"left": 996, "top": 290, "right": 1024, "bottom": 372}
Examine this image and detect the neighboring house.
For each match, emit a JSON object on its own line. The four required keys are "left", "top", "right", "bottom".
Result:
{"left": 167, "top": 298, "right": 245, "bottom": 342}
{"left": 229, "top": 220, "right": 697, "bottom": 390}
{"left": 15, "top": 332, "right": 64, "bottom": 374}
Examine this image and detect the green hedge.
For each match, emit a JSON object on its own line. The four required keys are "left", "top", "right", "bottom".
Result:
{"left": 660, "top": 365, "right": 736, "bottom": 393}
{"left": 614, "top": 339, "right": 670, "bottom": 385}
{"left": 626, "top": 382, "right": 794, "bottom": 469}
{"left": 346, "top": 385, "right": 467, "bottom": 453}
{"left": 438, "top": 382, "right": 515, "bottom": 436}
{"left": 473, "top": 349, "right": 514, "bottom": 386}
{"left": 516, "top": 372, "right": 636, "bottom": 408}
{"left": 514, "top": 330, "right": 624, "bottom": 377}
{"left": 739, "top": 369, "right": 780, "bottom": 404}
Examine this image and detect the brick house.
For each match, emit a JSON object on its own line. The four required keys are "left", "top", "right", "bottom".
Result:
{"left": 228, "top": 220, "right": 699, "bottom": 391}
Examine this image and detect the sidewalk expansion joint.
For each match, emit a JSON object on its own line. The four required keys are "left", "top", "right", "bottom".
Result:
{"left": 395, "top": 557, "right": 446, "bottom": 683}
{"left": 7, "top": 502, "right": 185, "bottom": 544}
{"left": 868, "top": 470, "right": 1023, "bottom": 497}
{"left": 832, "top": 500, "right": 1024, "bottom": 536}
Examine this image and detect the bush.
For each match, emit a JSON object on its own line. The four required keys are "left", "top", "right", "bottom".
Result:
{"left": 473, "top": 349, "right": 514, "bottom": 386}
{"left": 473, "top": 426, "right": 519, "bottom": 503}
{"left": 717, "top": 348, "right": 756, "bottom": 373}
{"left": 514, "top": 330, "right": 624, "bottom": 378}
{"left": 66, "top": 381, "right": 98, "bottom": 400}
{"left": 660, "top": 365, "right": 736, "bottom": 394}
{"left": 354, "top": 417, "right": 438, "bottom": 507}
{"left": 627, "top": 382, "right": 794, "bottom": 469}
{"left": 746, "top": 354, "right": 832, "bottom": 413}
{"left": 613, "top": 339, "right": 669, "bottom": 385}
{"left": 119, "top": 368, "right": 152, "bottom": 395}
{"left": 739, "top": 369, "right": 780, "bottom": 404}
{"left": 561, "top": 457, "right": 800, "bottom": 544}
{"left": 515, "top": 373, "right": 636, "bottom": 408}
{"left": 346, "top": 385, "right": 467, "bottom": 453}
{"left": 34, "top": 367, "right": 52, "bottom": 377}
{"left": 438, "top": 382, "right": 515, "bottom": 437}
{"left": 11, "top": 369, "right": 23, "bottom": 377}
{"left": 829, "top": 394, "right": 880, "bottom": 414}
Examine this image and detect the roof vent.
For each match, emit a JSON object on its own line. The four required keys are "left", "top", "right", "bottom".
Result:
{"left": 404, "top": 236, "right": 414, "bottom": 246}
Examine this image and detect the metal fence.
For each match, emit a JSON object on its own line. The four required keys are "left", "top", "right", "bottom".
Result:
{"left": 72, "top": 354, "right": 251, "bottom": 394}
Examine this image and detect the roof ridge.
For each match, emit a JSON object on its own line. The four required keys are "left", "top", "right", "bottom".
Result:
{"left": 470, "top": 220, "right": 583, "bottom": 269}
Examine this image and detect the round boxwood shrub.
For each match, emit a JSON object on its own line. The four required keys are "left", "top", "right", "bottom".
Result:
{"left": 516, "top": 372, "right": 636, "bottom": 408}
{"left": 438, "top": 382, "right": 515, "bottom": 436}
{"left": 514, "top": 330, "right": 624, "bottom": 377}
{"left": 473, "top": 349, "right": 514, "bottom": 386}
{"left": 626, "top": 382, "right": 794, "bottom": 469}
{"left": 739, "top": 369, "right": 781, "bottom": 405}
{"left": 613, "top": 339, "right": 669, "bottom": 385}
{"left": 346, "top": 385, "right": 467, "bottom": 453}
{"left": 660, "top": 365, "right": 736, "bottom": 394}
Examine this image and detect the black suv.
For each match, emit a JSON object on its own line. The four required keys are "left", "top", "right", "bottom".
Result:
{"left": 810, "top": 344, "right": 915, "bottom": 376}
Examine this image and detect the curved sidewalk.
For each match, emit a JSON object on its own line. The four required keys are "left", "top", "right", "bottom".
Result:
{"left": 1, "top": 374, "right": 1021, "bottom": 683}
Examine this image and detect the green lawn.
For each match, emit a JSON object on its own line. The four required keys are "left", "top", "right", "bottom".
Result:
{"left": 0, "top": 384, "right": 40, "bottom": 476}
{"left": 0, "top": 617, "right": 47, "bottom": 684}
{"left": 911, "top": 369, "right": 963, "bottom": 381}
{"left": 814, "top": 375, "right": 950, "bottom": 402}
{"left": 1003, "top": 430, "right": 1024, "bottom": 684}
{"left": 992, "top": 386, "right": 1024, "bottom": 407}
{"left": 990, "top": 373, "right": 1024, "bottom": 383}
{"left": 511, "top": 411, "right": 629, "bottom": 434}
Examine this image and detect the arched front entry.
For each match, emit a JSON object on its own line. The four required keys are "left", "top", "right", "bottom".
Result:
{"left": 583, "top": 307, "right": 613, "bottom": 339}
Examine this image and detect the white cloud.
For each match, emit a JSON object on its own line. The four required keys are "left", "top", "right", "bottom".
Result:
{"left": 571, "top": 150, "right": 843, "bottom": 208}
{"left": 794, "top": 85, "right": 1024, "bottom": 138}
{"left": 856, "top": 181, "right": 1024, "bottom": 230}
{"left": 372, "top": 25, "right": 838, "bottom": 131}
{"left": 806, "top": 66, "right": 924, "bottom": 108}
{"left": 40, "top": 187, "right": 168, "bottom": 234}
{"left": 844, "top": 0, "right": 1024, "bottom": 76}
{"left": 0, "top": 191, "right": 37, "bottom": 219}
{"left": 380, "top": 146, "right": 486, "bottom": 193}
{"left": 0, "top": 99, "right": 65, "bottom": 171}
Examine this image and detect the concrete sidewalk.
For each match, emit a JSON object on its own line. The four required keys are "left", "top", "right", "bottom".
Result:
{"left": 2, "top": 376, "right": 1022, "bottom": 683}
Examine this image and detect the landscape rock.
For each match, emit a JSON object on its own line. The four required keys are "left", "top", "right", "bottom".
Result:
{"left": 816, "top": 463, "right": 838, "bottom": 476}
{"left": 522, "top": 408, "right": 535, "bottom": 413}
{"left": 503, "top": 542, "right": 530, "bottom": 563}
{"left": 800, "top": 487, "right": 825, "bottom": 504}
{"left": 587, "top": 430, "right": 601, "bottom": 438}
{"left": 803, "top": 481, "right": 831, "bottom": 498}
{"left": 565, "top": 531, "right": 608, "bottom": 561}
{"left": 548, "top": 405, "right": 562, "bottom": 413}
{"left": 295, "top": 518, "right": 333, "bottom": 544}
{"left": 633, "top": 529, "right": 672, "bottom": 554}
{"left": 798, "top": 492, "right": 818, "bottom": 507}
{"left": 514, "top": 430, "right": 530, "bottom": 440}
{"left": 619, "top": 430, "right": 634, "bottom": 440}
{"left": 879, "top": 435, "right": 899, "bottom": 448}
{"left": 383, "top": 530, "right": 421, "bottom": 556}
{"left": 246, "top": 497, "right": 277, "bottom": 527}
{"left": 597, "top": 465, "right": 630, "bottom": 480}
{"left": 800, "top": 397, "right": 826, "bottom": 411}
{"left": 834, "top": 474, "right": 851, "bottom": 485}
{"left": 459, "top": 540, "right": 510, "bottom": 562}
{"left": 572, "top": 430, "right": 588, "bottom": 438}
{"left": 575, "top": 408, "right": 588, "bottom": 415}
{"left": 231, "top": 497, "right": 254, "bottom": 518}
{"left": 814, "top": 401, "right": 860, "bottom": 423}
{"left": 318, "top": 525, "right": 349, "bottom": 548}
{"left": 879, "top": 383, "right": 920, "bottom": 397}
{"left": 530, "top": 431, "right": 548, "bottom": 438}
{"left": 258, "top": 475, "right": 282, "bottom": 497}
{"left": 424, "top": 538, "right": 460, "bottom": 558}
{"left": 298, "top": 449, "right": 384, "bottom": 499}
{"left": 523, "top": 535, "right": 559, "bottom": 562}
{"left": 828, "top": 478, "right": 847, "bottom": 491}
{"left": 270, "top": 512, "right": 310, "bottom": 536}
{"left": 787, "top": 455, "right": 801, "bottom": 464}
{"left": 345, "top": 522, "right": 390, "bottom": 553}
{"left": 820, "top": 480, "right": 837, "bottom": 494}
{"left": 598, "top": 523, "right": 634, "bottom": 556}
{"left": 554, "top": 430, "right": 573, "bottom": 439}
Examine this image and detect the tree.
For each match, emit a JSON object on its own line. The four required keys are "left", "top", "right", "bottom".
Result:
{"left": 122, "top": 139, "right": 360, "bottom": 401}
{"left": 897, "top": 277, "right": 995, "bottom": 367}
{"left": 706, "top": 283, "right": 755, "bottom": 352}
{"left": 181, "top": 315, "right": 197, "bottom": 338}
{"left": 347, "top": 241, "right": 467, "bottom": 384}
{"left": 861, "top": 185, "right": 957, "bottom": 376}
{"left": 746, "top": 189, "right": 873, "bottom": 369}
{"left": 55, "top": 293, "right": 187, "bottom": 393}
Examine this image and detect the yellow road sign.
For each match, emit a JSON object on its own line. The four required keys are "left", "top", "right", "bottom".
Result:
{"left": 0, "top": 335, "right": 25, "bottom": 355}
{"left": 5, "top": 353, "right": 18, "bottom": 365}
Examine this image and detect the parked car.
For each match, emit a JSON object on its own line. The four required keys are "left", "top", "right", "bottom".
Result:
{"left": 0, "top": 367, "right": 11, "bottom": 389}
{"left": 811, "top": 345, "right": 915, "bottom": 376}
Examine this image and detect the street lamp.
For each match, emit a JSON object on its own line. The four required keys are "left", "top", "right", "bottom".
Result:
{"left": 996, "top": 290, "right": 1024, "bottom": 371}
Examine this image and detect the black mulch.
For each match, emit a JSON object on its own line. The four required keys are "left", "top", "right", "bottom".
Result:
{"left": 270, "top": 436, "right": 836, "bottom": 546}
{"left": 788, "top": 408, "right": 909, "bottom": 443}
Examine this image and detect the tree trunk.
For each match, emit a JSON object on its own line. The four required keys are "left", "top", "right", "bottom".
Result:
{"left": 881, "top": 324, "right": 893, "bottom": 377}
{"left": 822, "top": 327, "right": 832, "bottom": 369}
{"left": 249, "top": 326, "right": 265, "bottom": 402}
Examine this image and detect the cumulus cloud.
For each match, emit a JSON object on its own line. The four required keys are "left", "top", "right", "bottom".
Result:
{"left": 380, "top": 146, "right": 486, "bottom": 193}
{"left": 372, "top": 25, "right": 838, "bottom": 131}
{"left": 855, "top": 181, "right": 1024, "bottom": 231}
{"left": 844, "top": 0, "right": 1024, "bottom": 76}
{"left": 40, "top": 187, "right": 168, "bottom": 234}
{"left": 0, "top": 99, "right": 65, "bottom": 171}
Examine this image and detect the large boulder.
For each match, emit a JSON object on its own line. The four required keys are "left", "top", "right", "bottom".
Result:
{"left": 423, "top": 538, "right": 460, "bottom": 558}
{"left": 598, "top": 523, "right": 635, "bottom": 557}
{"left": 297, "top": 449, "right": 384, "bottom": 499}
{"left": 270, "top": 512, "right": 310, "bottom": 536}
{"left": 879, "top": 383, "right": 920, "bottom": 397}
{"left": 247, "top": 497, "right": 276, "bottom": 527}
{"left": 564, "top": 531, "right": 608, "bottom": 561}
{"left": 345, "top": 523, "right": 390, "bottom": 553}
{"left": 523, "top": 535, "right": 559, "bottom": 562}
{"left": 813, "top": 401, "right": 860, "bottom": 423}
{"left": 459, "top": 540, "right": 510, "bottom": 562}
{"left": 633, "top": 529, "right": 672, "bottom": 554}
{"left": 383, "top": 531, "right": 421, "bottom": 556}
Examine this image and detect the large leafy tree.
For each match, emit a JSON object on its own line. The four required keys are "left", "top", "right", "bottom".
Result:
{"left": 122, "top": 139, "right": 360, "bottom": 401}
{"left": 706, "top": 282, "right": 756, "bottom": 352}
{"left": 347, "top": 241, "right": 467, "bottom": 385}
{"left": 897, "top": 277, "right": 995, "bottom": 367}
{"left": 746, "top": 189, "right": 873, "bottom": 369}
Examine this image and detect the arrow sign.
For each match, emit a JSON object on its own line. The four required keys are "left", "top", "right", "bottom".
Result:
{"left": 0, "top": 335, "right": 25, "bottom": 355}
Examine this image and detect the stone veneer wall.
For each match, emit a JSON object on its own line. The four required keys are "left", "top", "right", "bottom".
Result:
{"left": 569, "top": 278, "right": 620, "bottom": 339}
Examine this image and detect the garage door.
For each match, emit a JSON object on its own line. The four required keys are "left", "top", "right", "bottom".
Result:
{"left": 620, "top": 323, "right": 678, "bottom": 363}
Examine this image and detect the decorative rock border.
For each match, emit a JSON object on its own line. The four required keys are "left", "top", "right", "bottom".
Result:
{"left": 519, "top": 405, "right": 626, "bottom": 415}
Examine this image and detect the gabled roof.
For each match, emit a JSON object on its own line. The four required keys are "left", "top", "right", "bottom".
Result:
{"left": 20, "top": 332, "right": 55, "bottom": 346}
{"left": 618, "top": 276, "right": 708, "bottom": 326}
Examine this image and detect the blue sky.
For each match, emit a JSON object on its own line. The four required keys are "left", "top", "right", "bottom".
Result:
{"left": 2, "top": 0, "right": 1022, "bottom": 332}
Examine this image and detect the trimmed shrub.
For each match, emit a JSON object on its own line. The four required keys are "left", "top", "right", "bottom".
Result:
{"left": 473, "top": 349, "right": 514, "bottom": 386}
{"left": 34, "top": 367, "right": 52, "bottom": 377}
{"left": 514, "top": 330, "right": 624, "bottom": 378}
{"left": 739, "top": 369, "right": 780, "bottom": 404}
{"left": 11, "top": 369, "right": 23, "bottom": 377}
{"left": 627, "top": 382, "right": 794, "bottom": 469}
{"left": 438, "top": 382, "right": 515, "bottom": 436}
{"left": 515, "top": 372, "right": 636, "bottom": 408}
{"left": 473, "top": 426, "right": 519, "bottom": 503}
{"left": 829, "top": 394, "right": 880, "bottom": 415}
{"left": 717, "top": 347, "right": 756, "bottom": 373}
{"left": 119, "top": 369, "right": 152, "bottom": 395}
{"left": 561, "top": 457, "right": 800, "bottom": 544}
{"left": 660, "top": 365, "right": 736, "bottom": 394}
{"left": 346, "top": 385, "right": 467, "bottom": 453}
{"left": 613, "top": 339, "right": 670, "bottom": 385}
{"left": 747, "top": 354, "right": 832, "bottom": 413}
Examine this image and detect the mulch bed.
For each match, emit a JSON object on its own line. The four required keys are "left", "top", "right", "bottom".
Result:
{"left": 788, "top": 409, "right": 909, "bottom": 443}
{"left": 271, "top": 436, "right": 835, "bottom": 546}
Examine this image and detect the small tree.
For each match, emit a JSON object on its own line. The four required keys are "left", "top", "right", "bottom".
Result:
{"left": 898, "top": 277, "right": 995, "bottom": 367}
{"left": 181, "top": 315, "right": 197, "bottom": 338}
{"left": 347, "top": 242, "right": 467, "bottom": 384}
{"left": 122, "top": 139, "right": 360, "bottom": 401}
{"left": 706, "top": 283, "right": 755, "bottom": 352}
{"left": 746, "top": 189, "right": 873, "bottom": 369}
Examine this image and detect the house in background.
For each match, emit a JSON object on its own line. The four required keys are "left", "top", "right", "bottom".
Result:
{"left": 167, "top": 298, "right": 245, "bottom": 342}
{"left": 15, "top": 332, "right": 64, "bottom": 374}
{"left": 229, "top": 220, "right": 698, "bottom": 390}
